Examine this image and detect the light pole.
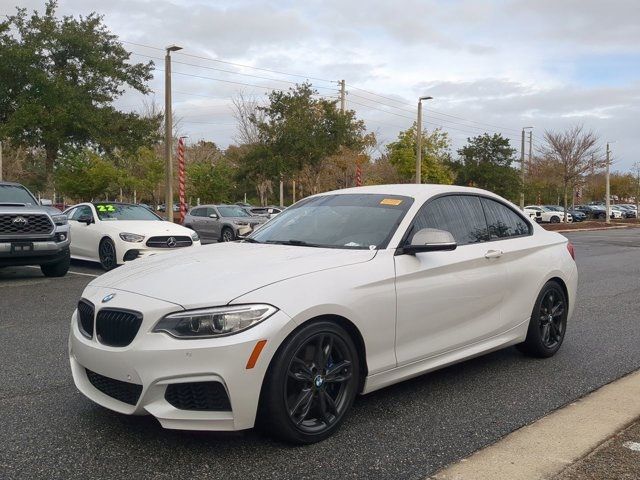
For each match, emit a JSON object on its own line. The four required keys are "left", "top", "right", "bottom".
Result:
{"left": 520, "top": 126, "right": 533, "bottom": 210}
{"left": 164, "top": 44, "right": 182, "bottom": 221}
{"left": 416, "top": 96, "right": 433, "bottom": 184}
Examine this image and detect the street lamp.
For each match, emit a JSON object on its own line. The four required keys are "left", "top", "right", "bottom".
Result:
{"left": 164, "top": 44, "right": 182, "bottom": 222}
{"left": 520, "top": 126, "right": 533, "bottom": 210}
{"left": 416, "top": 96, "right": 433, "bottom": 184}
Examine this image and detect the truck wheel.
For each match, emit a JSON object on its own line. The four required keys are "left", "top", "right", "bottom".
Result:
{"left": 40, "top": 249, "right": 70, "bottom": 277}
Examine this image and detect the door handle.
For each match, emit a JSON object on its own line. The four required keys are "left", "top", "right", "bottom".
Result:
{"left": 484, "top": 249, "right": 503, "bottom": 259}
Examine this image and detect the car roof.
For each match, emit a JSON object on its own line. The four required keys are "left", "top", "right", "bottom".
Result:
{"left": 314, "top": 184, "right": 506, "bottom": 203}
{"left": 0, "top": 181, "right": 27, "bottom": 187}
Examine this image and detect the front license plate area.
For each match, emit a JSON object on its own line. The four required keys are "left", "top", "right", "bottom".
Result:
{"left": 11, "top": 242, "right": 34, "bottom": 253}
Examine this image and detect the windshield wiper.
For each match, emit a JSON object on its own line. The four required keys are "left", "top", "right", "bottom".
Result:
{"left": 265, "top": 239, "right": 324, "bottom": 248}
{"left": 242, "top": 237, "right": 261, "bottom": 243}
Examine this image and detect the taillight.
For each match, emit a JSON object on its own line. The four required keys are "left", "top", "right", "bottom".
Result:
{"left": 567, "top": 242, "right": 575, "bottom": 260}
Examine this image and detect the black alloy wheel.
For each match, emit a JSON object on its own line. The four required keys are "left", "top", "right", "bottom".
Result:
{"left": 99, "top": 238, "right": 117, "bottom": 271}
{"left": 221, "top": 227, "right": 235, "bottom": 242}
{"left": 518, "top": 281, "right": 568, "bottom": 358}
{"left": 550, "top": 216, "right": 560, "bottom": 223}
{"left": 259, "top": 321, "right": 359, "bottom": 444}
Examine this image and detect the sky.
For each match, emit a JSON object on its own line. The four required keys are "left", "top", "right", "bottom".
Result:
{"left": 3, "top": 0, "right": 639, "bottom": 171}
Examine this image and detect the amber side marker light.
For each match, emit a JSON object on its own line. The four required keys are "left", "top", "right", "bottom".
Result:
{"left": 246, "top": 340, "right": 268, "bottom": 369}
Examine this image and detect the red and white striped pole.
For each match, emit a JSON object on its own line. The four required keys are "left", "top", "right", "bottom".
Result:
{"left": 355, "top": 164, "right": 363, "bottom": 187}
{"left": 177, "top": 137, "right": 187, "bottom": 224}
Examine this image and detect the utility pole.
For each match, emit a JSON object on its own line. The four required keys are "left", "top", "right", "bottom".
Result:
{"left": 605, "top": 142, "right": 611, "bottom": 224}
{"left": 416, "top": 96, "right": 433, "bottom": 184}
{"left": 164, "top": 44, "right": 182, "bottom": 222}
{"left": 339, "top": 80, "right": 346, "bottom": 113}
{"left": 520, "top": 127, "right": 533, "bottom": 210}
{"left": 528, "top": 130, "right": 533, "bottom": 166}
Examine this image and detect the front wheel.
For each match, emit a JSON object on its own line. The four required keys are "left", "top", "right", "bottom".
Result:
{"left": 550, "top": 216, "right": 560, "bottom": 223}
{"left": 259, "top": 321, "right": 360, "bottom": 444}
{"left": 220, "top": 227, "right": 235, "bottom": 242}
{"left": 40, "top": 249, "right": 70, "bottom": 277}
{"left": 518, "top": 281, "right": 568, "bottom": 358}
{"left": 98, "top": 238, "right": 118, "bottom": 271}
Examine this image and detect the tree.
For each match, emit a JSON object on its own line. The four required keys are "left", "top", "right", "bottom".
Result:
{"left": 54, "top": 149, "right": 120, "bottom": 201}
{"left": 387, "top": 124, "right": 453, "bottom": 184}
{"left": 252, "top": 83, "right": 370, "bottom": 194}
{"left": 453, "top": 133, "right": 520, "bottom": 201}
{"left": 187, "top": 157, "right": 236, "bottom": 204}
{"left": 540, "top": 126, "right": 602, "bottom": 221}
{"left": 0, "top": 1, "right": 158, "bottom": 183}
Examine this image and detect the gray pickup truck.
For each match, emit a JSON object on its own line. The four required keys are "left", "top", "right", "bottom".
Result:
{"left": 0, "top": 181, "right": 71, "bottom": 277}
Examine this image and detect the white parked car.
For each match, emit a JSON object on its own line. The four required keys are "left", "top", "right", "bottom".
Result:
{"left": 525, "top": 205, "right": 572, "bottom": 223}
{"left": 69, "top": 185, "right": 577, "bottom": 444}
{"left": 64, "top": 202, "right": 201, "bottom": 270}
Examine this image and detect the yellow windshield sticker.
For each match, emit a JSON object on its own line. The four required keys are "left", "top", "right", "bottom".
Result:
{"left": 380, "top": 198, "right": 403, "bottom": 206}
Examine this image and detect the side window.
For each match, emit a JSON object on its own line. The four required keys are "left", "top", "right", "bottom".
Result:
{"left": 481, "top": 198, "right": 531, "bottom": 239}
{"left": 190, "top": 208, "right": 202, "bottom": 217}
{"left": 206, "top": 207, "right": 217, "bottom": 217}
{"left": 65, "top": 207, "right": 77, "bottom": 220}
{"left": 410, "top": 195, "right": 488, "bottom": 246}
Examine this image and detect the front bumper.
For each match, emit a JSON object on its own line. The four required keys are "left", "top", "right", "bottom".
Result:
{"left": 0, "top": 235, "right": 70, "bottom": 266}
{"left": 120, "top": 241, "right": 201, "bottom": 264}
{"left": 68, "top": 286, "right": 295, "bottom": 431}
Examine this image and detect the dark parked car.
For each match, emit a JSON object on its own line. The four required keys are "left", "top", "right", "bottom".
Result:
{"left": 574, "top": 205, "right": 606, "bottom": 219}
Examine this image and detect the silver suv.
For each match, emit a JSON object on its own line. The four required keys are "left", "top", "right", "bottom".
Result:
{"left": 184, "top": 204, "right": 266, "bottom": 242}
{"left": 0, "top": 182, "right": 71, "bottom": 276}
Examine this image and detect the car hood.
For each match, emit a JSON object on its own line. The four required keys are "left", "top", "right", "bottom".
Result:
{"left": 0, "top": 204, "right": 61, "bottom": 215}
{"left": 98, "top": 220, "right": 194, "bottom": 236}
{"left": 89, "top": 242, "right": 377, "bottom": 308}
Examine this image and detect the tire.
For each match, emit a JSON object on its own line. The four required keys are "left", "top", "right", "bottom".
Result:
{"left": 518, "top": 281, "right": 568, "bottom": 358}
{"left": 550, "top": 216, "right": 560, "bottom": 223}
{"left": 40, "top": 249, "right": 70, "bottom": 277}
{"left": 98, "top": 237, "right": 118, "bottom": 271}
{"left": 220, "top": 227, "right": 235, "bottom": 242}
{"left": 258, "top": 321, "right": 360, "bottom": 444}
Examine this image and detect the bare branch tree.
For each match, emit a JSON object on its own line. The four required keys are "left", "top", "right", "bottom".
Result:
{"left": 231, "top": 92, "right": 263, "bottom": 145}
{"left": 539, "top": 125, "right": 603, "bottom": 221}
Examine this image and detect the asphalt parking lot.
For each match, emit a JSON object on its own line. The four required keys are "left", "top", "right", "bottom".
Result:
{"left": 1, "top": 228, "right": 639, "bottom": 480}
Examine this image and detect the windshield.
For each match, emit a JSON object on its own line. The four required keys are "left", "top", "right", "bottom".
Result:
{"left": 218, "top": 205, "right": 251, "bottom": 217}
{"left": 249, "top": 193, "right": 413, "bottom": 249}
{"left": 94, "top": 203, "right": 161, "bottom": 221}
{"left": 0, "top": 184, "right": 38, "bottom": 205}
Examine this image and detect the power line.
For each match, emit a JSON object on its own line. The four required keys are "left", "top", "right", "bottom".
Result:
{"left": 345, "top": 82, "right": 521, "bottom": 134}
{"left": 122, "top": 40, "right": 335, "bottom": 84}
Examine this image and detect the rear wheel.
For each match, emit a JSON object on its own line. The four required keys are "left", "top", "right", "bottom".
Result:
{"left": 518, "top": 281, "right": 567, "bottom": 358}
{"left": 259, "top": 321, "right": 359, "bottom": 444}
{"left": 98, "top": 238, "right": 118, "bottom": 271}
{"left": 40, "top": 249, "right": 70, "bottom": 277}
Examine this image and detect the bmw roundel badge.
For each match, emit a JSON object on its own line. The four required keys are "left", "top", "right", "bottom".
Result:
{"left": 102, "top": 293, "right": 116, "bottom": 303}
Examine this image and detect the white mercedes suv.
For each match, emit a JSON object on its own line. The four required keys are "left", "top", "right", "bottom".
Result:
{"left": 69, "top": 185, "right": 577, "bottom": 444}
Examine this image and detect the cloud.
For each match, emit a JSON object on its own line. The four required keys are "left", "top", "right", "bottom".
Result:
{"left": 2, "top": 0, "right": 638, "bottom": 169}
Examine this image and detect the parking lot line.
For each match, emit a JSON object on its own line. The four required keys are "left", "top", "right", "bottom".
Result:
{"left": 24, "top": 265, "right": 99, "bottom": 278}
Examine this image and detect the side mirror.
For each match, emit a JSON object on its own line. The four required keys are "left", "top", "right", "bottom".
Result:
{"left": 77, "top": 214, "right": 93, "bottom": 225}
{"left": 402, "top": 228, "right": 457, "bottom": 255}
{"left": 40, "top": 199, "right": 53, "bottom": 206}
{"left": 208, "top": 213, "right": 219, "bottom": 219}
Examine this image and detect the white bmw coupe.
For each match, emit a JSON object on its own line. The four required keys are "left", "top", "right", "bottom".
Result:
{"left": 69, "top": 185, "right": 577, "bottom": 444}
{"left": 64, "top": 202, "right": 200, "bottom": 270}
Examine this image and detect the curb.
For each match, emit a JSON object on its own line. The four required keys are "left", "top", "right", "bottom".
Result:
{"left": 428, "top": 369, "right": 640, "bottom": 480}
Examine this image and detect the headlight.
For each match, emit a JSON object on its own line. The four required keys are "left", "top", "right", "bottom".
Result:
{"left": 153, "top": 304, "right": 278, "bottom": 338}
{"left": 51, "top": 214, "right": 67, "bottom": 226}
{"left": 191, "top": 231, "right": 200, "bottom": 242}
{"left": 234, "top": 221, "right": 249, "bottom": 226}
{"left": 119, "top": 232, "right": 145, "bottom": 243}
